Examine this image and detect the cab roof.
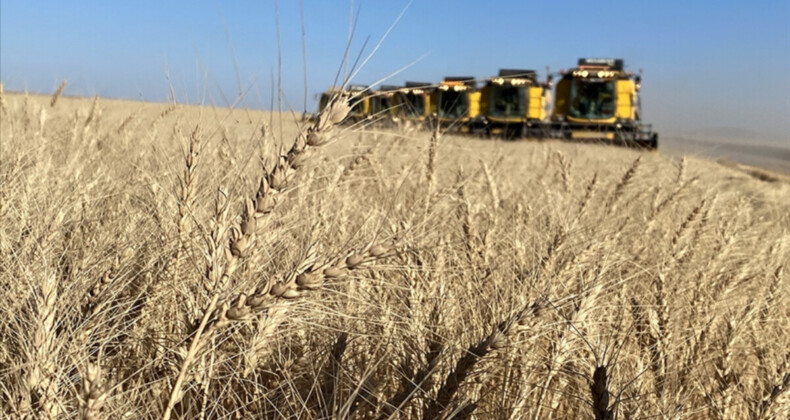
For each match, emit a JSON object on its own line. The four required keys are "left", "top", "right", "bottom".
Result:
{"left": 577, "top": 58, "right": 624, "bottom": 71}
{"left": 498, "top": 69, "right": 538, "bottom": 81}
{"left": 405, "top": 81, "right": 433, "bottom": 88}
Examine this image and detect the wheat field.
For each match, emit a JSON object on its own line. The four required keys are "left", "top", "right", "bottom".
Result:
{"left": 0, "top": 89, "right": 788, "bottom": 419}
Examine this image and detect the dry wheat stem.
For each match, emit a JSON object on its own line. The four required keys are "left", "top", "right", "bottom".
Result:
{"left": 425, "top": 121, "right": 440, "bottom": 211}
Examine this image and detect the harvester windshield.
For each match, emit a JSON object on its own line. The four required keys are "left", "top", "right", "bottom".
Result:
{"left": 319, "top": 93, "right": 331, "bottom": 112}
{"left": 402, "top": 93, "right": 426, "bottom": 117}
{"left": 350, "top": 97, "right": 365, "bottom": 116}
{"left": 369, "top": 96, "right": 391, "bottom": 116}
{"left": 489, "top": 86, "right": 527, "bottom": 118}
{"left": 569, "top": 80, "right": 615, "bottom": 120}
{"left": 438, "top": 91, "right": 469, "bottom": 119}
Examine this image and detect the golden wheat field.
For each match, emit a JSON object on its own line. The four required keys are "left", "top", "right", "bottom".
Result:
{"left": 0, "top": 89, "right": 788, "bottom": 419}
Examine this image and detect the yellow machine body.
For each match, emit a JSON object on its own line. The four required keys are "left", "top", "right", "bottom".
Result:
{"left": 435, "top": 79, "right": 481, "bottom": 126}
{"left": 481, "top": 83, "right": 546, "bottom": 124}
{"left": 528, "top": 86, "right": 546, "bottom": 121}
{"left": 554, "top": 74, "right": 637, "bottom": 125}
{"left": 349, "top": 95, "right": 370, "bottom": 119}
{"left": 368, "top": 92, "right": 395, "bottom": 119}
{"left": 549, "top": 58, "right": 656, "bottom": 148}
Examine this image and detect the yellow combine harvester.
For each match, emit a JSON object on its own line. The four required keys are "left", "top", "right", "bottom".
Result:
{"left": 367, "top": 85, "right": 399, "bottom": 122}
{"left": 435, "top": 77, "right": 481, "bottom": 133}
{"left": 480, "top": 69, "right": 548, "bottom": 138}
{"left": 315, "top": 58, "right": 656, "bottom": 149}
{"left": 551, "top": 58, "right": 657, "bottom": 148}
{"left": 393, "top": 82, "right": 436, "bottom": 123}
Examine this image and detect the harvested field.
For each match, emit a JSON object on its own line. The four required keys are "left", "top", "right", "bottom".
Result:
{"left": 1, "top": 92, "right": 788, "bottom": 419}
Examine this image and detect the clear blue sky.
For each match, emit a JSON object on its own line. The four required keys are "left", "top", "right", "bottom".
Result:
{"left": 2, "top": 1, "right": 789, "bottom": 140}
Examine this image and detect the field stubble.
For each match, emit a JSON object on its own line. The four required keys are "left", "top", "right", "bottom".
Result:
{"left": 0, "top": 92, "right": 788, "bottom": 419}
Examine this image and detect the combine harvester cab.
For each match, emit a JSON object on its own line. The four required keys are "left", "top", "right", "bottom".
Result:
{"left": 552, "top": 58, "right": 658, "bottom": 149}
{"left": 393, "top": 82, "right": 436, "bottom": 125}
{"left": 345, "top": 84, "right": 371, "bottom": 124}
{"left": 435, "top": 77, "right": 482, "bottom": 133}
{"left": 368, "top": 85, "right": 399, "bottom": 124}
{"left": 480, "top": 69, "right": 548, "bottom": 139}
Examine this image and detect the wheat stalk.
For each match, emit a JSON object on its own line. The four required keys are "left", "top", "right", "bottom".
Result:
{"left": 424, "top": 121, "right": 440, "bottom": 211}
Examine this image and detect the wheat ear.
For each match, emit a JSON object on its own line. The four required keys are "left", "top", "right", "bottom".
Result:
{"left": 79, "top": 362, "right": 108, "bottom": 420}
{"left": 24, "top": 273, "right": 61, "bottom": 419}
{"left": 422, "top": 304, "right": 537, "bottom": 420}
{"left": 607, "top": 156, "right": 641, "bottom": 211}
{"left": 50, "top": 80, "right": 67, "bottom": 108}
{"left": 752, "top": 353, "right": 789, "bottom": 419}
{"left": 554, "top": 151, "right": 572, "bottom": 193}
